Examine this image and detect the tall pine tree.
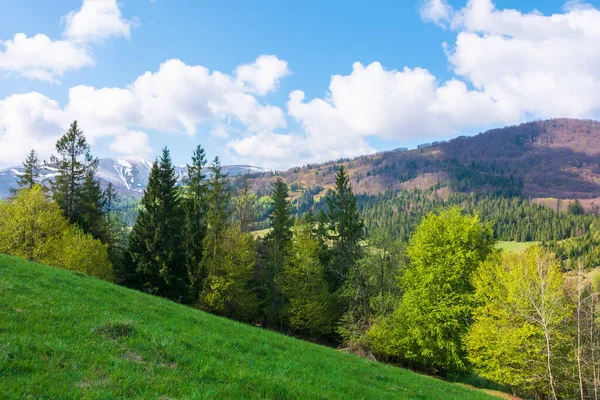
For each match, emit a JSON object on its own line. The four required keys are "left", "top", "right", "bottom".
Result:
{"left": 201, "top": 156, "right": 231, "bottom": 276}
{"left": 325, "top": 165, "right": 363, "bottom": 291}
{"left": 127, "top": 148, "right": 187, "bottom": 301}
{"left": 263, "top": 177, "right": 294, "bottom": 328}
{"left": 183, "top": 145, "right": 209, "bottom": 298}
{"left": 13, "top": 149, "right": 41, "bottom": 193}
{"left": 48, "top": 121, "right": 98, "bottom": 224}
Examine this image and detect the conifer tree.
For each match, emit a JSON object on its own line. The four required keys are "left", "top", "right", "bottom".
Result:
{"left": 263, "top": 177, "right": 294, "bottom": 328}
{"left": 77, "top": 171, "right": 107, "bottom": 241}
{"left": 325, "top": 165, "right": 363, "bottom": 291}
{"left": 48, "top": 121, "right": 98, "bottom": 223}
{"left": 201, "top": 156, "right": 231, "bottom": 276}
{"left": 183, "top": 145, "right": 209, "bottom": 297}
{"left": 128, "top": 147, "right": 187, "bottom": 301}
{"left": 103, "top": 183, "right": 118, "bottom": 224}
{"left": 13, "top": 149, "right": 41, "bottom": 192}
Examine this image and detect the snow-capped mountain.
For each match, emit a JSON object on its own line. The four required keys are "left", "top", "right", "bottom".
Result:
{"left": 0, "top": 156, "right": 272, "bottom": 198}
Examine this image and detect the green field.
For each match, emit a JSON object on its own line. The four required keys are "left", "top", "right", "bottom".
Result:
{"left": 496, "top": 241, "right": 537, "bottom": 252}
{"left": 0, "top": 254, "right": 500, "bottom": 399}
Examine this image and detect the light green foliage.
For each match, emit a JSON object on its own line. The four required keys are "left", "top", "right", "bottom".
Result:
{"left": 368, "top": 207, "right": 495, "bottom": 372}
{"left": 200, "top": 228, "right": 259, "bottom": 322}
{"left": 0, "top": 186, "right": 113, "bottom": 280}
{"left": 282, "top": 222, "right": 334, "bottom": 337}
{"left": 466, "top": 247, "right": 572, "bottom": 397}
{"left": 0, "top": 254, "right": 497, "bottom": 399}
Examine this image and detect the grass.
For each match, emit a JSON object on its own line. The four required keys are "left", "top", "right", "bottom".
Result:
{"left": 496, "top": 241, "right": 537, "bottom": 252}
{"left": 0, "top": 254, "right": 500, "bottom": 399}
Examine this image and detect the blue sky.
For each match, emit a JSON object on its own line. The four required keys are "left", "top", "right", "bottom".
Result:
{"left": 1, "top": 0, "right": 599, "bottom": 169}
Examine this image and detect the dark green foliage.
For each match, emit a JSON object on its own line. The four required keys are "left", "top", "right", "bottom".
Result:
{"left": 262, "top": 177, "right": 294, "bottom": 328}
{"left": 127, "top": 148, "right": 187, "bottom": 301}
{"left": 13, "top": 149, "right": 41, "bottom": 192}
{"left": 48, "top": 121, "right": 98, "bottom": 223}
{"left": 183, "top": 145, "right": 208, "bottom": 298}
{"left": 568, "top": 198, "right": 584, "bottom": 215}
{"left": 325, "top": 166, "right": 364, "bottom": 291}
{"left": 202, "top": 156, "right": 231, "bottom": 278}
{"left": 77, "top": 171, "right": 107, "bottom": 241}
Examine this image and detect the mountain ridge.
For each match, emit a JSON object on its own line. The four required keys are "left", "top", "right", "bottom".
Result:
{"left": 0, "top": 157, "right": 271, "bottom": 198}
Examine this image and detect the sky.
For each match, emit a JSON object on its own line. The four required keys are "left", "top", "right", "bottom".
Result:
{"left": 1, "top": 0, "right": 600, "bottom": 169}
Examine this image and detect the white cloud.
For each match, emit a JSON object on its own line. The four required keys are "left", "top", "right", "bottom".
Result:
{"left": 0, "top": 34, "right": 93, "bottom": 83}
{"left": 63, "top": 0, "right": 133, "bottom": 43}
{"left": 0, "top": 56, "right": 289, "bottom": 168}
{"left": 235, "top": 55, "right": 290, "bottom": 95}
{"left": 419, "top": 0, "right": 453, "bottom": 27}
{"left": 0, "top": 93, "right": 69, "bottom": 166}
{"left": 110, "top": 130, "right": 152, "bottom": 157}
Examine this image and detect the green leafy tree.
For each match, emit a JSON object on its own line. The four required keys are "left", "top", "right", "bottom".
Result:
{"left": 0, "top": 186, "right": 113, "bottom": 280}
{"left": 13, "top": 149, "right": 41, "bottom": 193}
{"left": 183, "top": 145, "right": 209, "bottom": 297}
{"left": 368, "top": 207, "right": 495, "bottom": 372}
{"left": 466, "top": 247, "right": 572, "bottom": 399}
{"left": 128, "top": 148, "right": 187, "bottom": 301}
{"left": 282, "top": 221, "right": 334, "bottom": 338}
{"left": 199, "top": 227, "right": 259, "bottom": 322}
{"left": 48, "top": 121, "right": 98, "bottom": 223}
{"left": 263, "top": 177, "right": 294, "bottom": 328}
{"left": 326, "top": 165, "right": 363, "bottom": 291}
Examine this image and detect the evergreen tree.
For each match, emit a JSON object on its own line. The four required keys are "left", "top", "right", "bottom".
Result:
{"left": 263, "top": 177, "right": 294, "bottom": 328}
{"left": 201, "top": 156, "right": 231, "bottom": 278}
{"left": 183, "top": 145, "right": 209, "bottom": 297}
{"left": 103, "top": 183, "right": 118, "bottom": 224}
{"left": 325, "top": 165, "right": 363, "bottom": 291}
{"left": 48, "top": 121, "right": 98, "bottom": 223}
{"left": 127, "top": 148, "right": 187, "bottom": 301}
{"left": 13, "top": 149, "right": 41, "bottom": 193}
{"left": 77, "top": 171, "right": 107, "bottom": 241}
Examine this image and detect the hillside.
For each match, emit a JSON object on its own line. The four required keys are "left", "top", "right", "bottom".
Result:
{"left": 0, "top": 157, "right": 270, "bottom": 199}
{"left": 248, "top": 119, "right": 600, "bottom": 209}
{"left": 0, "top": 254, "right": 500, "bottom": 399}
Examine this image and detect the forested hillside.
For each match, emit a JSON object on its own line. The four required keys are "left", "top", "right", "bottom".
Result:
{"left": 247, "top": 118, "right": 600, "bottom": 206}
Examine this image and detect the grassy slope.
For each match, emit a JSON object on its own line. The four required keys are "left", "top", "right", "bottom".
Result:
{"left": 0, "top": 255, "right": 499, "bottom": 399}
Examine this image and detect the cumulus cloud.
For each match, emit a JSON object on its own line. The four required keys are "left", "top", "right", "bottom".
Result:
{"left": 235, "top": 55, "right": 290, "bottom": 95}
{"left": 0, "top": 34, "right": 93, "bottom": 83}
{"left": 0, "top": 56, "right": 289, "bottom": 168}
{"left": 63, "top": 0, "right": 134, "bottom": 43}
{"left": 231, "top": 1, "right": 600, "bottom": 169}
{"left": 0, "top": 0, "right": 133, "bottom": 83}
{"left": 419, "top": 0, "right": 453, "bottom": 27}
{"left": 110, "top": 130, "right": 152, "bottom": 157}
{"left": 0, "top": 93, "right": 69, "bottom": 166}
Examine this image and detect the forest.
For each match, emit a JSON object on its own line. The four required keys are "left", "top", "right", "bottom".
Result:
{"left": 2, "top": 121, "right": 600, "bottom": 399}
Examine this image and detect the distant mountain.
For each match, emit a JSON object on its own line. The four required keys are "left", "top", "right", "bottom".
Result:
{"left": 246, "top": 118, "right": 600, "bottom": 209}
{"left": 0, "top": 156, "right": 271, "bottom": 198}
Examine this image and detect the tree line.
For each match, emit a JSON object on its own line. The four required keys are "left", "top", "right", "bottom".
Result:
{"left": 3, "top": 121, "right": 600, "bottom": 399}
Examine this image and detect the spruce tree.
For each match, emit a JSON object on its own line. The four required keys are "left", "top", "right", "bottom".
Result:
{"left": 103, "top": 183, "right": 118, "bottom": 225}
{"left": 325, "top": 165, "right": 363, "bottom": 291}
{"left": 201, "top": 156, "right": 231, "bottom": 276}
{"left": 48, "top": 121, "right": 98, "bottom": 223}
{"left": 14, "top": 149, "right": 41, "bottom": 192}
{"left": 183, "top": 145, "right": 209, "bottom": 298}
{"left": 127, "top": 148, "right": 187, "bottom": 301}
{"left": 77, "top": 171, "right": 107, "bottom": 241}
{"left": 263, "top": 177, "right": 294, "bottom": 328}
